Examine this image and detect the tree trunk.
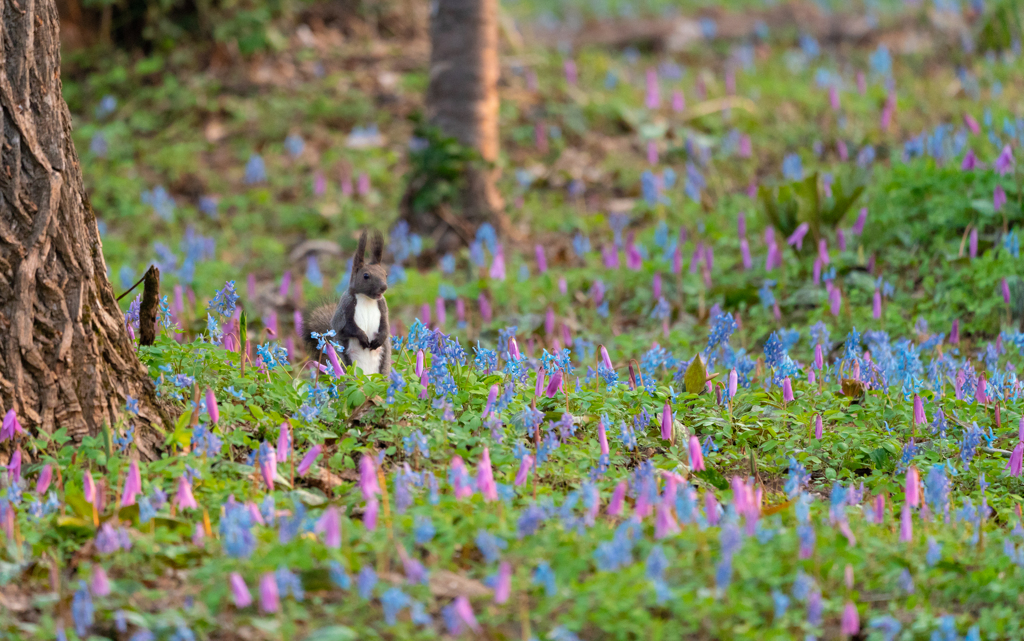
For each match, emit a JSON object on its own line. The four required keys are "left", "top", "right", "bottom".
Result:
{"left": 0, "top": 0, "right": 167, "bottom": 456}
{"left": 406, "top": 0, "right": 503, "bottom": 254}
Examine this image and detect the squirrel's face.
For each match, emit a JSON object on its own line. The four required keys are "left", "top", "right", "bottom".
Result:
{"left": 353, "top": 264, "right": 388, "bottom": 299}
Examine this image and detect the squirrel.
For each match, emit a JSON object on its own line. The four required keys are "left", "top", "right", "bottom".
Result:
{"left": 304, "top": 229, "right": 391, "bottom": 377}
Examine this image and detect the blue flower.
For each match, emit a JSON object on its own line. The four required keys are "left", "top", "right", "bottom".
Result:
{"left": 244, "top": 154, "right": 267, "bottom": 184}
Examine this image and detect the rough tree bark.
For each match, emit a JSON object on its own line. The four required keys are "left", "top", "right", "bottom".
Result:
{"left": 0, "top": 0, "right": 167, "bottom": 456}
{"left": 404, "top": 0, "right": 504, "bottom": 254}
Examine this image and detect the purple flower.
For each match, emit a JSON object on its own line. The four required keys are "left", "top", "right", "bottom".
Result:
{"left": 782, "top": 378, "right": 794, "bottom": 403}
{"left": 277, "top": 423, "right": 290, "bottom": 463}
{"left": 359, "top": 455, "right": 379, "bottom": 499}
{"left": 607, "top": 481, "right": 626, "bottom": 516}
{"left": 688, "top": 436, "right": 705, "bottom": 471}
{"left": 1003, "top": 278, "right": 1012, "bottom": 305}
{"left": 477, "top": 447, "right": 498, "bottom": 502}
{"left": 1, "top": 409, "right": 25, "bottom": 442}
{"left": 173, "top": 477, "right": 199, "bottom": 515}
{"left": 995, "top": 184, "right": 1007, "bottom": 211}
{"left": 873, "top": 289, "right": 882, "bottom": 319}
{"left": 84, "top": 471, "right": 96, "bottom": 504}
{"left": 535, "top": 244, "right": 547, "bottom": 273}
{"left": 913, "top": 395, "right": 927, "bottom": 425}
{"left": 899, "top": 502, "right": 913, "bottom": 542}
{"left": 259, "top": 572, "right": 279, "bottom": 613}
{"left": 962, "top": 148, "right": 980, "bottom": 170}
{"left": 906, "top": 466, "right": 920, "bottom": 507}
{"left": 969, "top": 228, "right": 978, "bottom": 258}
{"left": 546, "top": 370, "right": 563, "bottom": 397}
{"left": 317, "top": 506, "right": 342, "bottom": 548}
{"left": 91, "top": 566, "right": 111, "bottom": 597}
{"left": 995, "top": 144, "right": 1015, "bottom": 175}
{"left": 36, "top": 464, "right": 53, "bottom": 494}
{"left": 840, "top": 602, "right": 860, "bottom": 635}
{"left": 494, "top": 562, "right": 512, "bottom": 604}
{"left": 230, "top": 572, "right": 252, "bottom": 608}
{"left": 121, "top": 460, "right": 141, "bottom": 507}
{"left": 326, "top": 344, "right": 345, "bottom": 377}
{"left": 297, "top": 445, "right": 322, "bottom": 476}
{"left": 206, "top": 388, "right": 219, "bottom": 425}
{"left": 814, "top": 414, "right": 823, "bottom": 439}
{"left": 1009, "top": 443, "right": 1023, "bottom": 477}
{"left": 786, "top": 223, "right": 810, "bottom": 249}
{"left": 489, "top": 246, "right": 506, "bottom": 281}
{"left": 964, "top": 113, "right": 980, "bottom": 134}
{"left": 514, "top": 455, "right": 534, "bottom": 486}
{"left": 852, "top": 207, "right": 868, "bottom": 235}
{"left": 453, "top": 595, "right": 480, "bottom": 632}
{"left": 9, "top": 449, "right": 21, "bottom": 482}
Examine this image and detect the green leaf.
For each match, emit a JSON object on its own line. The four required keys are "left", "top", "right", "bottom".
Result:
{"left": 694, "top": 468, "right": 729, "bottom": 490}
{"left": 684, "top": 353, "right": 707, "bottom": 394}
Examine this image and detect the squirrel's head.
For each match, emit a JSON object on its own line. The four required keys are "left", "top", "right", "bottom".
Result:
{"left": 350, "top": 229, "right": 388, "bottom": 299}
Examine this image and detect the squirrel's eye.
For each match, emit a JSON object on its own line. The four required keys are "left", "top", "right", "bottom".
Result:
{"left": 363, "top": 273, "right": 369, "bottom": 279}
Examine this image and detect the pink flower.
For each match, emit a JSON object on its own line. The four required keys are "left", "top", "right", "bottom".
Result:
{"left": 478, "top": 293, "right": 492, "bottom": 323}
{"left": 489, "top": 245, "right": 506, "bottom": 280}
{"left": 814, "top": 414, "right": 823, "bottom": 439}
{"left": 121, "top": 460, "right": 141, "bottom": 507}
{"left": 829, "top": 85, "right": 840, "bottom": 110}
{"left": 597, "top": 418, "right": 609, "bottom": 456}
{"left": 494, "top": 562, "right": 512, "bottom": 604}
{"left": 326, "top": 344, "right": 344, "bottom": 377}
{"left": 91, "top": 566, "right": 111, "bottom": 597}
{"left": 84, "top": 471, "right": 96, "bottom": 503}
{"left": 359, "top": 455, "right": 380, "bottom": 499}
{"left": 969, "top": 228, "right": 978, "bottom": 259}
{"left": 962, "top": 148, "right": 980, "bottom": 170}
{"left": 728, "top": 369, "right": 738, "bottom": 400}
{"left": 477, "top": 447, "right": 498, "bottom": 502}
{"left": 740, "top": 239, "right": 752, "bottom": 270}
{"left": 782, "top": 378, "right": 794, "bottom": 403}
{"left": 786, "top": 222, "right": 810, "bottom": 249}
{"left": 508, "top": 336, "right": 520, "bottom": 360}
{"left": 874, "top": 494, "right": 885, "bottom": 523}
{"left": 900, "top": 503, "right": 913, "bottom": 542}
{"left": 1003, "top": 278, "right": 1012, "bottom": 305}
{"left": 688, "top": 436, "right": 705, "bottom": 471}
{"left": 852, "top": 207, "right": 868, "bottom": 235}
{"left": 600, "top": 345, "right": 613, "bottom": 370}
{"left": 545, "top": 370, "right": 563, "bottom": 397}
{"left": 705, "top": 491, "right": 720, "bottom": 526}
{"left": 607, "top": 481, "right": 626, "bottom": 516}
{"left": 259, "top": 572, "right": 279, "bottom": 613}
{"left": 660, "top": 402, "right": 672, "bottom": 441}
{"left": 230, "top": 572, "right": 252, "bottom": 608}
{"left": 977, "top": 376, "right": 989, "bottom": 403}
{"left": 814, "top": 344, "right": 824, "bottom": 370}
{"left": 317, "top": 506, "right": 342, "bottom": 548}
{"left": 9, "top": 449, "right": 21, "bottom": 482}
{"left": 1, "top": 409, "right": 25, "bottom": 442}
{"left": 484, "top": 385, "right": 499, "bottom": 416}
{"left": 514, "top": 455, "right": 534, "bottom": 486}
{"left": 175, "top": 475, "right": 198, "bottom": 510}
{"left": 206, "top": 387, "right": 219, "bottom": 425}
{"left": 1009, "top": 443, "right": 1024, "bottom": 477}
{"left": 995, "top": 144, "right": 1015, "bottom": 175}
{"left": 906, "top": 466, "right": 920, "bottom": 507}
{"left": 829, "top": 287, "right": 842, "bottom": 317}
{"left": 913, "top": 394, "right": 927, "bottom": 425}
{"left": 451, "top": 456, "right": 474, "bottom": 500}
{"left": 259, "top": 445, "right": 277, "bottom": 491}
{"left": 840, "top": 601, "right": 860, "bottom": 635}
{"left": 36, "top": 464, "right": 53, "bottom": 494}
{"left": 672, "top": 89, "right": 686, "bottom": 113}
{"left": 964, "top": 113, "right": 980, "bottom": 134}
{"left": 454, "top": 595, "right": 481, "bottom": 632}
{"left": 415, "top": 350, "right": 425, "bottom": 377}
{"left": 364, "top": 498, "right": 379, "bottom": 531}
{"left": 995, "top": 184, "right": 1007, "bottom": 211}
{"left": 873, "top": 289, "right": 882, "bottom": 319}
{"left": 277, "top": 423, "right": 290, "bottom": 463}
{"left": 435, "top": 297, "right": 446, "bottom": 329}
{"left": 297, "top": 445, "right": 322, "bottom": 476}
{"left": 535, "top": 244, "right": 548, "bottom": 273}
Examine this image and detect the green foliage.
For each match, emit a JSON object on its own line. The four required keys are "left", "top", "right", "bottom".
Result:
{"left": 758, "top": 169, "right": 865, "bottom": 244}
{"left": 404, "top": 119, "right": 485, "bottom": 214}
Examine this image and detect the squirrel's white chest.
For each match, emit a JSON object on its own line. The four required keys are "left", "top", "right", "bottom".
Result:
{"left": 354, "top": 294, "right": 381, "bottom": 341}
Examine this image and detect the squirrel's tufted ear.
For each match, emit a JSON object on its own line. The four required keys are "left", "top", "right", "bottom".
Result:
{"left": 353, "top": 230, "right": 368, "bottom": 271}
{"left": 369, "top": 229, "right": 384, "bottom": 264}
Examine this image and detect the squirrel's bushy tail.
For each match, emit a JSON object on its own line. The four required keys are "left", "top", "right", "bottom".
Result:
{"left": 303, "top": 302, "right": 335, "bottom": 358}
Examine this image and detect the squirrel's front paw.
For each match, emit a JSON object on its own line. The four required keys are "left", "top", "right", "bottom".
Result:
{"left": 368, "top": 337, "right": 385, "bottom": 350}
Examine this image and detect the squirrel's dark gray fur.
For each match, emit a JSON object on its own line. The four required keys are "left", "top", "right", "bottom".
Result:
{"left": 304, "top": 230, "right": 391, "bottom": 376}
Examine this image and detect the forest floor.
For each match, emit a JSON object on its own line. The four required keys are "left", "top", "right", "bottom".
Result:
{"left": 3, "top": 1, "right": 1024, "bottom": 639}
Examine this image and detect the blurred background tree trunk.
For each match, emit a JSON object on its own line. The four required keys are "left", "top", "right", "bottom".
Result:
{"left": 0, "top": 0, "right": 167, "bottom": 454}
{"left": 405, "top": 0, "right": 504, "bottom": 254}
